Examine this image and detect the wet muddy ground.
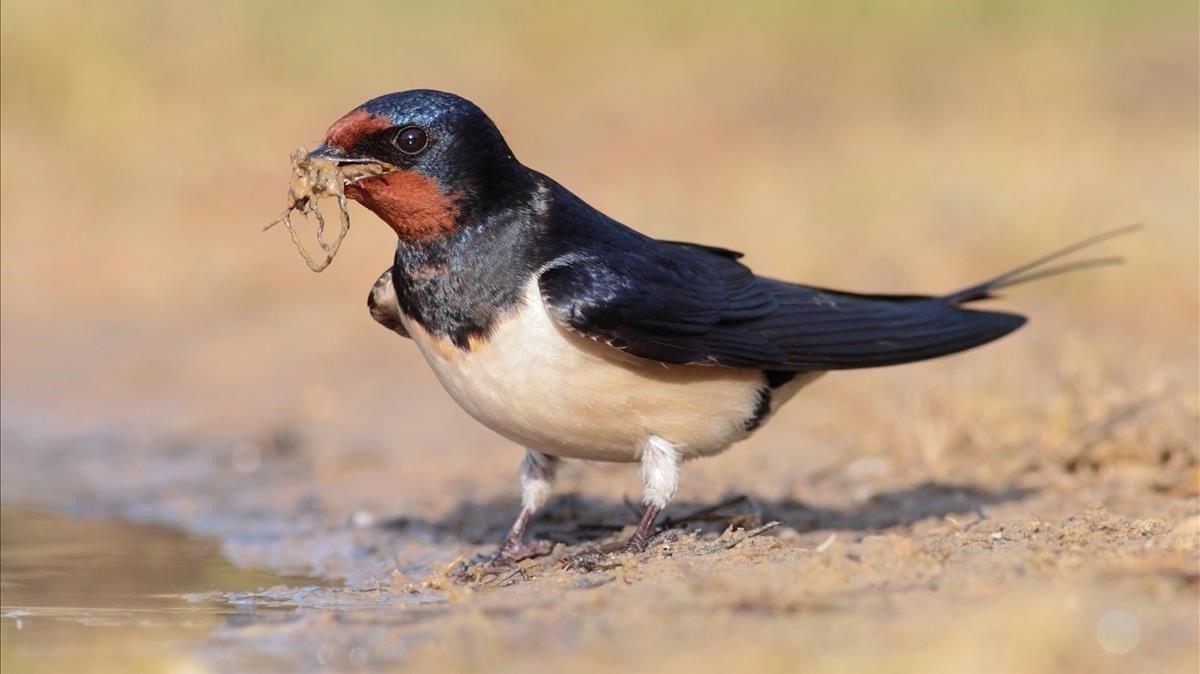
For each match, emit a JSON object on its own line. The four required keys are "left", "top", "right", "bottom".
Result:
{"left": 0, "top": 508, "right": 333, "bottom": 674}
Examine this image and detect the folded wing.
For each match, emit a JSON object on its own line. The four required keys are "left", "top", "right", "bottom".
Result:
{"left": 538, "top": 240, "right": 1026, "bottom": 371}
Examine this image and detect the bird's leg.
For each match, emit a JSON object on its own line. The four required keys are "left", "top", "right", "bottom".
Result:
{"left": 492, "top": 450, "right": 559, "bottom": 565}
{"left": 559, "top": 437, "right": 680, "bottom": 571}
{"left": 623, "top": 503, "right": 662, "bottom": 553}
{"left": 623, "top": 435, "right": 680, "bottom": 553}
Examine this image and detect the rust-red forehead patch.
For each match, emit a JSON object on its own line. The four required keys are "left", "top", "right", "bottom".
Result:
{"left": 324, "top": 108, "right": 391, "bottom": 150}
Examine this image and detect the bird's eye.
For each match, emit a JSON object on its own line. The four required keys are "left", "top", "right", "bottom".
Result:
{"left": 394, "top": 126, "right": 428, "bottom": 155}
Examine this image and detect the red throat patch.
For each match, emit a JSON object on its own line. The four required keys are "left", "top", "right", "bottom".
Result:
{"left": 323, "top": 109, "right": 391, "bottom": 150}
{"left": 346, "top": 171, "right": 460, "bottom": 239}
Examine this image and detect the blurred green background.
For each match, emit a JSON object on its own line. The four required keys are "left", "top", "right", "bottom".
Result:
{"left": 1, "top": 2, "right": 1197, "bottom": 673}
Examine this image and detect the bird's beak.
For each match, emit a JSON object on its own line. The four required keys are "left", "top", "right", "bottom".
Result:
{"left": 308, "top": 144, "right": 381, "bottom": 166}
{"left": 307, "top": 144, "right": 397, "bottom": 184}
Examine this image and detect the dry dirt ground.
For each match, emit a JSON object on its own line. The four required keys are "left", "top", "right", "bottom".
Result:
{"left": 2, "top": 2, "right": 1198, "bottom": 673}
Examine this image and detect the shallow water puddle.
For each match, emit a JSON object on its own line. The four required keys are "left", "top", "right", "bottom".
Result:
{"left": 0, "top": 507, "right": 332, "bottom": 674}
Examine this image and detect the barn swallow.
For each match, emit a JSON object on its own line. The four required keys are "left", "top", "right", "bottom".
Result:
{"left": 305, "top": 89, "right": 1132, "bottom": 564}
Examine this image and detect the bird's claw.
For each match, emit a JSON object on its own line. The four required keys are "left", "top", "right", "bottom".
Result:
{"left": 561, "top": 551, "right": 619, "bottom": 573}
{"left": 489, "top": 537, "right": 553, "bottom": 568}
{"left": 560, "top": 531, "right": 662, "bottom": 572}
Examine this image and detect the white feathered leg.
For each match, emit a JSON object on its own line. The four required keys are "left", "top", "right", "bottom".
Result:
{"left": 627, "top": 435, "right": 681, "bottom": 551}
{"left": 493, "top": 450, "right": 560, "bottom": 564}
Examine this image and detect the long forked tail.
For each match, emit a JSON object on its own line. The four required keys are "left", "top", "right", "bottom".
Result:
{"left": 941, "top": 224, "right": 1142, "bottom": 306}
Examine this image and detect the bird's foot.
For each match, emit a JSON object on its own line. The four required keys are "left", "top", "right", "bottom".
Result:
{"left": 489, "top": 535, "right": 553, "bottom": 568}
{"left": 560, "top": 529, "right": 666, "bottom": 572}
{"left": 622, "top": 529, "right": 652, "bottom": 554}
{"left": 561, "top": 549, "right": 621, "bottom": 573}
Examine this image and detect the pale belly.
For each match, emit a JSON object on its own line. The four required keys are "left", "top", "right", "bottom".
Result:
{"left": 400, "top": 280, "right": 817, "bottom": 462}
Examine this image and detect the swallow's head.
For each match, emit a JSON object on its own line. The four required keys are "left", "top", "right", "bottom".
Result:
{"left": 311, "top": 90, "right": 528, "bottom": 239}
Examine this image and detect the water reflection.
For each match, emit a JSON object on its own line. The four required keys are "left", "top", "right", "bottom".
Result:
{"left": 0, "top": 508, "right": 327, "bottom": 674}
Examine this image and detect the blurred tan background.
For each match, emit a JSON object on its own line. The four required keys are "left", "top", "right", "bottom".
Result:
{"left": 2, "top": 1, "right": 1196, "bottom": 444}
{"left": 1, "top": 2, "right": 1197, "bottom": 672}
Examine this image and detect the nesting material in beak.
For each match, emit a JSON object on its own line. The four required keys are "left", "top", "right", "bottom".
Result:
{"left": 264, "top": 147, "right": 393, "bottom": 272}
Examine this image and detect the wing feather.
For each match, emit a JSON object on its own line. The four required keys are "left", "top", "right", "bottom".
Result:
{"left": 538, "top": 241, "right": 1025, "bottom": 371}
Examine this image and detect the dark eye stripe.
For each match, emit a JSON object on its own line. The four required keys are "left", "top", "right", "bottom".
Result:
{"left": 395, "top": 126, "right": 428, "bottom": 154}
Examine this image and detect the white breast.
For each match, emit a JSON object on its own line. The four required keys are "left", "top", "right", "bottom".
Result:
{"left": 400, "top": 280, "right": 793, "bottom": 462}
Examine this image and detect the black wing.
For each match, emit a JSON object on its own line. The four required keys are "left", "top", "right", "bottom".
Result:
{"left": 539, "top": 223, "right": 1136, "bottom": 371}
{"left": 538, "top": 242, "right": 1025, "bottom": 371}
{"left": 535, "top": 169, "right": 1135, "bottom": 372}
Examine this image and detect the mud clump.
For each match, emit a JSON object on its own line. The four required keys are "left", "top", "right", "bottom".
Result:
{"left": 265, "top": 148, "right": 391, "bottom": 272}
